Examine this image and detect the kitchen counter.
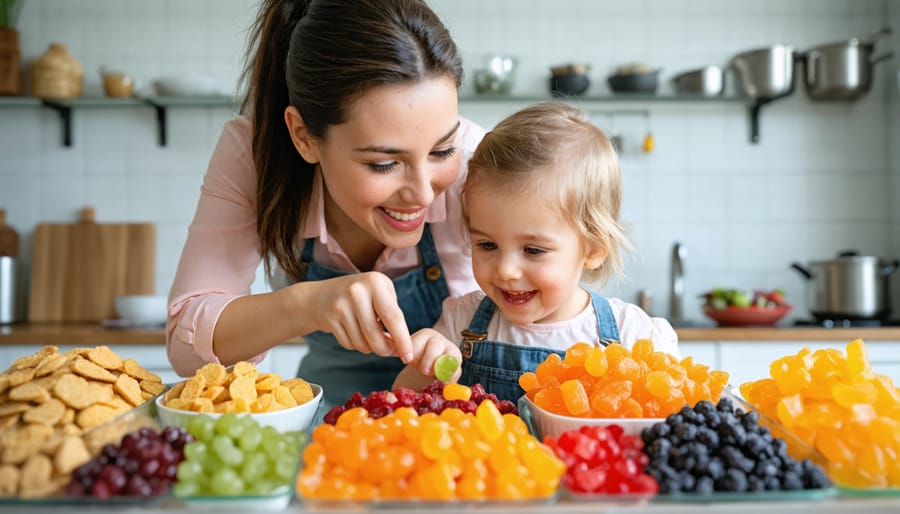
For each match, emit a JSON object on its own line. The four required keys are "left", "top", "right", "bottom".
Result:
{"left": 1, "top": 323, "right": 900, "bottom": 345}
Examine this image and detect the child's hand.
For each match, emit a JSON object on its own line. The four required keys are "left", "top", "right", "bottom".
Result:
{"left": 409, "top": 328, "right": 462, "bottom": 382}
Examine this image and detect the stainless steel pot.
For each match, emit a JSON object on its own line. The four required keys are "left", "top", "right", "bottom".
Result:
{"left": 791, "top": 251, "right": 899, "bottom": 320}
{"left": 801, "top": 28, "right": 894, "bottom": 101}
{"left": 729, "top": 45, "right": 796, "bottom": 98}
{"left": 671, "top": 66, "right": 724, "bottom": 96}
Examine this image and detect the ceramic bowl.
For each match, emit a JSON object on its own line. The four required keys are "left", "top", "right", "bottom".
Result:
{"left": 155, "top": 383, "right": 323, "bottom": 433}
{"left": 114, "top": 294, "right": 168, "bottom": 325}
{"left": 702, "top": 305, "right": 792, "bottom": 327}
{"left": 519, "top": 395, "right": 662, "bottom": 439}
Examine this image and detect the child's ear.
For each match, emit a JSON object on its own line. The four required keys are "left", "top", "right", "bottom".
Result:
{"left": 284, "top": 106, "right": 319, "bottom": 163}
{"left": 584, "top": 245, "right": 608, "bottom": 270}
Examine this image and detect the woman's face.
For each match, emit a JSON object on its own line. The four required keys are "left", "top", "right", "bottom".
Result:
{"left": 304, "top": 77, "right": 461, "bottom": 255}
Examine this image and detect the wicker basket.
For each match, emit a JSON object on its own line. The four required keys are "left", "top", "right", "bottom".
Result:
{"left": 0, "top": 27, "right": 22, "bottom": 95}
{"left": 31, "top": 42, "right": 83, "bottom": 99}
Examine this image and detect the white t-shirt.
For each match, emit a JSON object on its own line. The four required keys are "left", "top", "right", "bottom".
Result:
{"left": 432, "top": 290, "right": 680, "bottom": 357}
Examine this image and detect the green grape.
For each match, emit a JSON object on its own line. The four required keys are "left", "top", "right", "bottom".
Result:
{"left": 214, "top": 413, "right": 241, "bottom": 436}
{"left": 211, "top": 434, "right": 244, "bottom": 467}
{"left": 176, "top": 459, "right": 204, "bottom": 482}
{"left": 238, "top": 426, "right": 262, "bottom": 452}
{"left": 261, "top": 436, "right": 287, "bottom": 461}
{"left": 183, "top": 441, "right": 208, "bottom": 463}
{"left": 239, "top": 451, "right": 267, "bottom": 482}
{"left": 434, "top": 354, "right": 460, "bottom": 382}
{"left": 172, "top": 480, "right": 200, "bottom": 498}
{"left": 273, "top": 454, "right": 298, "bottom": 482}
{"left": 246, "top": 479, "right": 277, "bottom": 496}
{"left": 260, "top": 425, "right": 280, "bottom": 442}
{"left": 210, "top": 467, "right": 244, "bottom": 496}
{"left": 187, "top": 415, "right": 216, "bottom": 441}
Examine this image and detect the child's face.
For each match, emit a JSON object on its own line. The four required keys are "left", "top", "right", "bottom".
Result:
{"left": 466, "top": 180, "right": 603, "bottom": 325}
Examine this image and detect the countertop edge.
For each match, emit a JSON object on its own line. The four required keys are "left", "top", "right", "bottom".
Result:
{"left": 1, "top": 323, "right": 900, "bottom": 345}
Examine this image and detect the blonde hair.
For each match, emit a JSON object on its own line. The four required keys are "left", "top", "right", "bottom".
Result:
{"left": 464, "top": 102, "right": 631, "bottom": 285}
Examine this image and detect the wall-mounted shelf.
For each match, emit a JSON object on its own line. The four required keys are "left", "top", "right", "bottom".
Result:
{"left": 1, "top": 93, "right": 775, "bottom": 145}
{"left": 0, "top": 95, "right": 239, "bottom": 147}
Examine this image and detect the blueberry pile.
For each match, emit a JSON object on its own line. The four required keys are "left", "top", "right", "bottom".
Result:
{"left": 641, "top": 398, "right": 831, "bottom": 494}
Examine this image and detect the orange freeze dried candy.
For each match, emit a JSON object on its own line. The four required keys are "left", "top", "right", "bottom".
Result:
{"left": 518, "top": 372, "right": 539, "bottom": 393}
{"left": 564, "top": 342, "right": 592, "bottom": 366}
{"left": 487, "top": 434, "right": 519, "bottom": 472}
{"left": 584, "top": 347, "right": 608, "bottom": 377}
{"left": 589, "top": 380, "right": 631, "bottom": 416}
{"left": 707, "top": 370, "right": 730, "bottom": 398}
{"left": 503, "top": 412, "right": 530, "bottom": 435}
{"left": 685, "top": 358, "right": 710, "bottom": 382}
{"left": 617, "top": 397, "right": 644, "bottom": 418}
{"left": 832, "top": 381, "right": 878, "bottom": 407}
{"left": 560, "top": 379, "right": 590, "bottom": 416}
{"left": 535, "top": 353, "right": 563, "bottom": 384}
{"left": 534, "top": 385, "right": 565, "bottom": 413}
{"left": 848, "top": 403, "right": 878, "bottom": 425}
{"left": 614, "top": 356, "right": 642, "bottom": 380}
{"left": 517, "top": 436, "right": 565, "bottom": 487}
{"left": 870, "top": 417, "right": 900, "bottom": 447}
{"left": 631, "top": 339, "right": 654, "bottom": 361}
{"left": 645, "top": 370, "right": 675, "bottom": 399}
{"left": 647, "top": 351, "right": 672, "bottom": 371}
{"left": 420, "top": 420, "right": 453, "bottom": 459}
{"left": 775, "top": 394, "right": 804, "bottom": 427}
{"left": 442, "top": 382, "right": 472, "bottom": 402}
{"left": 604, "top": 343, "right": 629, "bottom": 369}
{"left": 846, "top": 339, "right": 875, "bottom": 380}
{"left": 816, "top": 426, "right": 855, "bottom": 463}
{"left": 857, "top": 445, "right": 887, "bottom": 481}
{"left": 873, "top": 374, "right": 900, "bottom": 413}
{"left": 475, "top": 399, "right": 505, "bottom": 443}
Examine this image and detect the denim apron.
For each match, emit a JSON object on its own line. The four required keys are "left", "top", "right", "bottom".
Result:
{"left": 295, "top": 225, "right": 450, "bottom": 410}
{"left": 457, "top": 291, "right": 621, "bottom": 403}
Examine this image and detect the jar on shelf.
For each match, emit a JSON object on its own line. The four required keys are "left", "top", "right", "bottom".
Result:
{"left": 31, "top": 42, "right": 84, "bottom": 99}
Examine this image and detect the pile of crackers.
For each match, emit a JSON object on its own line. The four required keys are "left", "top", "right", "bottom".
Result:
{"left": 163, "top": 361, "right": 314, "bottom": 414}
{"left": 0, "top": 345, "right": 163, "bottom": 497}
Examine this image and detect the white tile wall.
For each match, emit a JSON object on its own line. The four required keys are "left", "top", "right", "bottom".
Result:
{"left": 0, "top": 0, "right": 897, "bottom": 324}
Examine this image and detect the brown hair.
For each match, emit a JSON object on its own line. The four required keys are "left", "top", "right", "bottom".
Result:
{"left": 240, "top": 0, "right": 463, "bottom": 280}
{"left": 465, "top": 102, "right": 631, "bottom": 285}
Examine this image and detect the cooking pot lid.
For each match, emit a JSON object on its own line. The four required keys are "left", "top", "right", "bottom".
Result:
{"left": 810, "top": 251, "right": 882, "bottom": 265}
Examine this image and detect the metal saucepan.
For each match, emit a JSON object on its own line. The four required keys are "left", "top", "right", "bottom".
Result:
{"left": 671, "top": 66, "right": 724, "bottom": 96}
{"left": 729, "top": 45, "right": 796, "bottom": 99}
{"left": 791, "top": 251, "right": 899, "bottom": 320}
{"left": 800, "top": 27, "right": 894, "bottom": 101}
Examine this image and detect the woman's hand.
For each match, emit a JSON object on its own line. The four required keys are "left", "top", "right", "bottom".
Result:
{"left": 407, "top": 328, "right": 463, "bottom": 382}
{"left": 304, "top": 271, "right": 414, "bottom": 363}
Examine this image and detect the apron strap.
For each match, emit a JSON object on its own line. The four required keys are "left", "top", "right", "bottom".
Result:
{"left": 589, "top": 291, "right": 621, "bottom": 346}
{"left": 459, "top": 296, "right": 495, "bottom": 359}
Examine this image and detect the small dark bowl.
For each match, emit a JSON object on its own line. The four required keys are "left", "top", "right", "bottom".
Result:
{"left": 607, "top": 71, "right": 660, "bottom": 94}
{"left": 550, "top": 73, "right": 590, "bottom": 96}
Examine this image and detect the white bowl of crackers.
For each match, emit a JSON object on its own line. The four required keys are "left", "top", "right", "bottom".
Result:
{"left": 155, "top": 361, "right": 322, "bottom": 433}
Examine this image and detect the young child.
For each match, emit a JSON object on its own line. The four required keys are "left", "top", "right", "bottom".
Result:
{"left": 396, "top": 102, "right": 678, "bottom": 401}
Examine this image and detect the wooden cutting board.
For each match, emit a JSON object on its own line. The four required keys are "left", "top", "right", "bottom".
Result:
{"left": 28, "top": 207, "right": 156, "bottom": 322}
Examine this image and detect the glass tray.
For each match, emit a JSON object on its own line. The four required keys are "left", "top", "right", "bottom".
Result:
{"left": 837, "top": 486, "right": 900, "bottom": 498}
{"left": 297, "top": 493, "right": 558, "bottom": 509}
{"left": 172, "top": 488, "right": 293, "bottom": 511}
{"left": 652, "top": 487, "right": 838, "bottom": 503}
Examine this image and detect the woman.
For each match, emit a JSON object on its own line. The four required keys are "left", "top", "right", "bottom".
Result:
{"left": 166, "top": 0, "right": 485, "bottom": 407}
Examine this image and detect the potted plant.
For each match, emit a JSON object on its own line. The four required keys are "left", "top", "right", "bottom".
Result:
{"left": 0, "top": 0, "right": 25, "bottom": 95}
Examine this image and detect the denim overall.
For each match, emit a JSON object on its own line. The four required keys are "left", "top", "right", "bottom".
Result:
{"left": 458, "top": 291, "right": 621, "bottom": 403}
{"left": 295, "top": 225, "right": 450, "bottom": 409}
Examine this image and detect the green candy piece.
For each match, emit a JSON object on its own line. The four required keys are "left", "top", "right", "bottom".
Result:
{"left": 434, "top": 354, "right": 460, "bottom": 382}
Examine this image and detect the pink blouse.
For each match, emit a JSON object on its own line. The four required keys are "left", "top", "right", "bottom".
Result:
{"left": 167, "top": 116, "right": 486, "bottom": 376}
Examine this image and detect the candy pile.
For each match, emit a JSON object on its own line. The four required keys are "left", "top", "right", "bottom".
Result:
{"left": 519, "top": 340, "right": 729, "bottom": 418}
{"left": 641, "top": 398, "right": 831, "bottom": 494}
{"left": 65, "top": 426, "right": 192, "bottom": 498}
{"left": 172, "top": 414, "right": 306, "bottom": 497}
{"left": 322, "top": 381, "right": 517, "bottom": 424}
{"left": 298, "top": 386, "right": 564, "bottom": 501}
{"left": 740, "top": 339, "right": 900, "bottom": 488}
{"left": 544, "top": 425, "right": 657, "bottom": 495}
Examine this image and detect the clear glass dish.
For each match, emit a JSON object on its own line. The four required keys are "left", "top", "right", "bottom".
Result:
{"left": 297, "top": 493, "right": 558, "bottom": 510}
{"left": 174, "top": 487, "right": 293, "bottom": 511}
{"left": 652, "top": 487, "right": 838, "bottom": 503}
